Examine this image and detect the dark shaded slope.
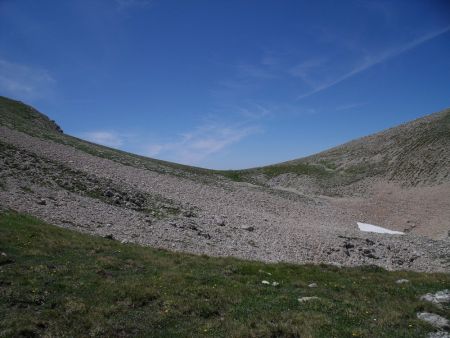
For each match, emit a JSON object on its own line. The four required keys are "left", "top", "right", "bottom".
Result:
{"left": 0, "top": 96, "right": 63, "bottom": 135}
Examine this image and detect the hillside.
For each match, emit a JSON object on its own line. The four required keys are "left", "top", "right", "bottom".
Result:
{"left": 0, "top": 96, "right": 449, "bottom": 273}
{"left": 1, "top": 96, "right": 449, "bottom": 190}
{"left": 0, "top": 96, "right": 219, "bottom": 182}
{"left": 1, "top": 211, "right": 449, "bottom": 337}
{"left": 226, "top": 109, "right": 450, "bottom": 192}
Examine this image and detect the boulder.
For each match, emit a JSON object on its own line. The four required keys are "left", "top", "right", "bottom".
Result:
{"left": 417, "top": 312, "right": 449, "bottom": 330}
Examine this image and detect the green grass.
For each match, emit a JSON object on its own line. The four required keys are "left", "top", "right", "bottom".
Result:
{"left": 217, "top": 162, "right": 333, "bottom": 184}
{"left": 260, "top": 163, "right": 332, "bottom": 179}
{"left": 0, "top": 96, "right": 62, "bottom": 135}
{"left": 0, "top": 212, "right": 449, "bottom": 337}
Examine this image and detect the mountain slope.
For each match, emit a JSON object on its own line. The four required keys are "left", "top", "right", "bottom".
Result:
{"left": 0, "top": 96, "right": 219, "bottom": 182}
{"left": 0, "top": 96, "right": 449, "bottom": 272}
{"left": 291, "top": 109, "right": 450, "bottom": 186}
{"left": 227, "top": 109, "right": 450, "bottom": 193}
{"left": 0, "top": 96, "right": 63, "bottom": 134}
{"left": 1, "top": 96, "right": 449, "bottom": 189}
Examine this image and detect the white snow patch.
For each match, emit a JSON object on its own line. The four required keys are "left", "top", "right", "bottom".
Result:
{"left": 357, "top": 222, "right": 404, "bottom": 235}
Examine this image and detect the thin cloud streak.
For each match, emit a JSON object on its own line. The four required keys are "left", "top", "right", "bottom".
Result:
{"left": 0, "top": 59, "right": 55, "bottom": 100}
{"left": 297, "top": 25, "right": 450, "bottom": 100}
{"left": 145, "top": 122, "right": 261, "bottom": 165}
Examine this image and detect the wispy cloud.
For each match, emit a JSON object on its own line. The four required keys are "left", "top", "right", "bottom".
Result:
{"left": 289, "top": 58, "right": 327, "bottom": 88}
{"left": 235, "top": 103, "right": 272, "bottom": 119}
{"left": 213, "top": 52, "right": 283, "bottom": 98}
{"left": 145, "top": 122, "right": 261, "bottom": 165}
{"left": 0, "top": 59, "right": 55, "bottom": 100}
{"left": 78, "top": 131, "right": 124, "bottom": 147}
{"left": 296, "top": 25, "right": 450, "bottom": 99}
{"left": 77, "top": 105, "right": 265, "bottom": 167}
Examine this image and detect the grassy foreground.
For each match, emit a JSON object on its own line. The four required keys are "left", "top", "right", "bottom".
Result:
{"left": 0, "top": 212, "right": 448, "bottom": 337}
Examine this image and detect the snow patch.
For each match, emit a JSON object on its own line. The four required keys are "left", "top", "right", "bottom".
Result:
{"left": 357, "top": 222, "right": 404, "bottom": 235}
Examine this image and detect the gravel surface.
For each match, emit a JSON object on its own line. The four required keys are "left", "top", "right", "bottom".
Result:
{"left": 1, "top": 126, "right": 449, "bottom": 272}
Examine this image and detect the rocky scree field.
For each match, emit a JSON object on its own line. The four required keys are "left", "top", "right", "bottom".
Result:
{"left": 0, "top": 96, "right": 449, "bottom": 272}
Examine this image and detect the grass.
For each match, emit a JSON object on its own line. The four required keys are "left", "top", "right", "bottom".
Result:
{"left": 260, "top": 163, "right": 332, "bottom": 179}
{"left": 217, "top": 162, "right": 333, "bottom": 184}
{"left": 0, "top": 212, "right": 449, "bottom": 337}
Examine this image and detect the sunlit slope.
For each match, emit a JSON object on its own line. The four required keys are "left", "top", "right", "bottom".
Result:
{"left": 1, "top": 96, "right": 449, "bottom": 188}
{"left": 228, "top": 109, "right": 450, "bottom": 190}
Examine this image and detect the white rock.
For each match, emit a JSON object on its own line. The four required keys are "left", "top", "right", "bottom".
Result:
{"left": 428, "top": 332, "right": 450, "bottom": 338}
{"left": 421, "top": 290, "right": 450, "bottom": 307}
{"left": 396, "top": 279, "right": 409, "bottom": 284}
{"left": 261, "top": 280, "right": 270, "bottom": 285}
{"left": 308, "top": 283, "right": 318, "bottom": 288}
{"left": 298, "top": 296, "right": 320, "bottom": 303}
{"left": 417, "top": 312, "right": 449, "bottom": 329}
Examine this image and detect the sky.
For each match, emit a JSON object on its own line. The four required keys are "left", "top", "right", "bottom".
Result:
{"left": 1, "top": 0, "right": 450, "bottom": 169}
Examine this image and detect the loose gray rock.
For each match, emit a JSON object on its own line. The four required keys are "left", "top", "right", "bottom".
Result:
{"left": 37, "top": 198, "right": 46, "bottom": 205}
{"left": 417, "top": 312, "right": 449, "bottom": 330}
{"left": 215, "top": 217, "right": 226, "bottom": 226}
{"left": 1, "top": 121, "right": 450, "bottom": 274}
{"left": 428, "top": 332, "right": 450, "bottom": 338}
{"left": 421, "top": 290, "right": 450, "bottom": 307}
{"left": 183, "top": 210, "right": 195, "bottom": 217}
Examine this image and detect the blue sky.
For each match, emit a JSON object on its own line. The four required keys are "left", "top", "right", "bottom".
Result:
{"left": 1, "top": 0, "right": 450, "bottom": 169}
